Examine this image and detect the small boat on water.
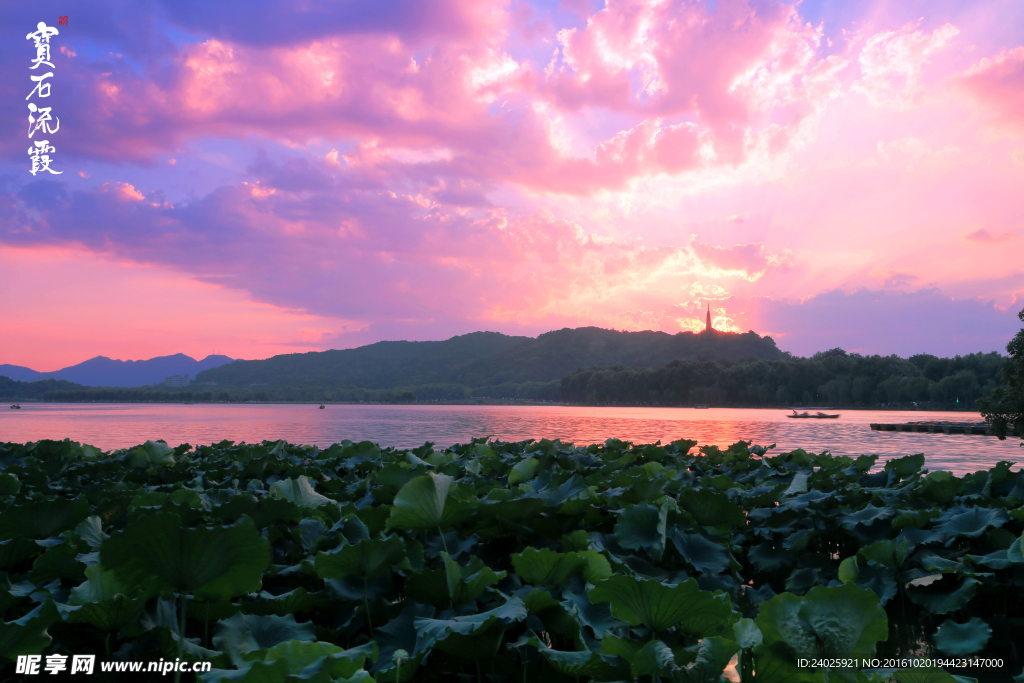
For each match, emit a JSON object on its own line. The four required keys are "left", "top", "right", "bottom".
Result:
{"left": 788, "top": 410, "right": 839, "bottom": 419}
{"left": 694, "top": 404, "right": 709, "bottom": 409}
{"left": 319, "top": 404, "right": 325, "bottom": 409}
{"left": 9, "top": 404, "right": 21, "bottom": 409}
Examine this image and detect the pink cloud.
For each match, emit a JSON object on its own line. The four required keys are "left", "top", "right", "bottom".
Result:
{"left": 965, "top": 228, "right": 1017, "bottom": 243}
{"left": 960, "top": 47, "right": 1024, "bottom": 127}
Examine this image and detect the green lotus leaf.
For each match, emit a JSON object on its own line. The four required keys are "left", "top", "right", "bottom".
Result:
{"left": 258, "top": 639, "right": 373, "bottom": 679}
{"left": 560, "top": 588, "right": 625, "bottom": 636}
{"left": 0, "top": 496, "right": 91, "bottom": 541}
{"left": 508, "top": 457, "right": 539, "bottom": 485}
{"left": 600, "top": 634, "right": 642, "bottom": 662}
{"left": 614, "top": 502, "right": 668, "bottom": 560}
{"left": 0, "top": 600, "right": 61, "bottom": 660}
{"left": 386, "top": 473, "right": 472, "bottom": 531}
{"left": 893, "top": 668, "right": 961, "bottom": 683}
{"left": 936, "top": 508, "right": 1008, "bottom": 544}
{"left": 838, "top": 556, "right": 859, "bottom": 583}
{"left": 917, "top": 471, "right": 963, "bottom": 505}
{"left": 67, "top": 566, "right": 145, "bottom": 631}
{"left": 511, "top": 547, "right": 608, "bottom": 586}
{"left": 631, "top": 639, "right": 680, "bottom": 677}
{"left": 0, "top": 537, "right": 40, "bottom": 570}
{"left": 756, "top": 583, "right": 888, "bottom": 660}
{"left": 539, "top": 648, "right": 628, "bottom": 677}
{"left": 200, "top": 659, "right": 291, "bottom": 683}
{"left": 442, "top": 552, "right": 505, "bottom": 605}
{"left": 128, "top": 440, "right": 176, "bottom": 467}
{"left": 0, "top": 473, "right": 20, "bottom": 497}
{"left": 1009, "top": 533, "right": 1024, "bottom": 563}
{"left": 853, "top": 561, "right": 898, "bottom": 605}
{"left": 859, "top": 539, "right": 912, "bottom": 568}
{"left": 682, "top": 636, "right": 741, "bottom": 683}
{"left": 679, "top": 489, "right": 746, "bottom": 528}
{"left": 886, "top": 454, "right": 925, "bottom": 478}
{"left": 74, "top": 516, "right": 109, "bottom": 550}
{"left": 588, "top": 576, "right": 734, "bottom": 635}
{"left": 314, "top": 536, "right": 406, "bottom": 580}
{"left": 933, "top": 617, "right": 991, "bottom": 656}
{"left": 269, "top": 475, "right": 331, "bottom": 508}
{"left": 213, "top": 613, "right": 316, "bottom": 657}
{"left": 748, "top": 542, "right": 797, "bottom": 572}
{"left": 31, "top": 542, "right": 86, "bottom": 583}
{"left": 963, "top": 549, "right": 1013, "bottom": 570}
{"left": 70, "top": 563, "right": 131, "bottom": 604}
{"left": 907, "top": 577, "right": 980, "bottom": 615}
{"left": 414, "top": 596, "right": 527, "bottom": 655}
{"left": 101, "top": 511, "right": 270, "bottom": 600}
{"left": 249, "top": 587, "right": 318, "bottom": 617}
{"left": 671, "top": 530, "right": 730, "bottom": 574}
{"left": 733, "top": 618, "right": 763, "bottom": 649}
{"left": 839, "top": 504, "right": 895, "bottom": 530}
{"left": 783, "top": 472, "right": 810, "bottom": 497}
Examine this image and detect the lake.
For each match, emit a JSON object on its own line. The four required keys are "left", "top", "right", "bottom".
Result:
{"left": 1, "top": 403, "right": 1019, "bottom": 474}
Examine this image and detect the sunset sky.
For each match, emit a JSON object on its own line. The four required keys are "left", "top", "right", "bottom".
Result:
{"left": 2, "top": 0, "right": 1023, "bottom": 371}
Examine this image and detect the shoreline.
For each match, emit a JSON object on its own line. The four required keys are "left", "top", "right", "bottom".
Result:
{"left": 4, "top": 398, "right": 986, "bottom": 412}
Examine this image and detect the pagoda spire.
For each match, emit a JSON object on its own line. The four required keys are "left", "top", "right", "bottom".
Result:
{"left": 705, "top": 303, "right": 712, "bottom": 332}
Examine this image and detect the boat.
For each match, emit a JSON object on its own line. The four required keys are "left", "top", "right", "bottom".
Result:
{"left": 694, "top": 404, "right": 709, "bottom": 409}
{"left": 319, "top": 404, "right": 325, "bottom": 409}
{"left": 9, "top": 404, "right": 21, "bottom": 409}
{"left": 787, "top": 410, "right": 840, "bottom": 419}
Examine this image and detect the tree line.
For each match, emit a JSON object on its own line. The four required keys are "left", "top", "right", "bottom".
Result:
{"left": 560, "top": 349, "right": 1005, "bottom": 409}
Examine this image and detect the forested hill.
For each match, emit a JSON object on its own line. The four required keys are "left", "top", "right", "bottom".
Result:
{"left": 0, "top": 376, "right": 87, "bottom": 399}
{"left": 193, "top": 327, "right": 784, "bottom": 396}
{"left": 561, "top": 348, "right": 1005, "bottom": 409}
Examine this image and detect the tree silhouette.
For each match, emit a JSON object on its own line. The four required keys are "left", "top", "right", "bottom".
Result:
{"left": 978, "top": 307, "right": 1024, "bottom": 443}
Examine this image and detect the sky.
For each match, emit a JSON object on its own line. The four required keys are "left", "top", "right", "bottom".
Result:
{"left": 1, "top": 0, "right": 1023, "bottom": 371}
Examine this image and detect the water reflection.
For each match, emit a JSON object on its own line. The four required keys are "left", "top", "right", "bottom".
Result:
{"left": 1, "top": 403, "right": 1019, "bottom": 475}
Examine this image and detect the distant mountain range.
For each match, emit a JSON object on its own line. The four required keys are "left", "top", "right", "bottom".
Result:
{"left": 0, "top": 354, "right": 235, "bottom": 387}
{"left": 194, "top": 327, "right": 785, "bottom": 394}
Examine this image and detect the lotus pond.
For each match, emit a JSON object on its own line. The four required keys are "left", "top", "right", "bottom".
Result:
{"left": 1, "top": 437, "right": 1023, "bottom": 683}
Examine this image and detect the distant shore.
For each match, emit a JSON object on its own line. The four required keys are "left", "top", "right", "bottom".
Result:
{"left": 3, "top": 398, "right": 985, "bottom": 411}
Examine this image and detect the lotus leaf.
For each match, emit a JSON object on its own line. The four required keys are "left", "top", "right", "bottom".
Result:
{"left": 386, "top": 472, "right": 472, "bottom": 531}
{"left": 314, "top": 536, "right": 406, "bottom": 580}
{"left": 539, "top": 647, "right": 628, "bottom": 677}
{"left": 630, "top": 639, "right": 680, "bottom": 677}
{"left": 0, "top": 601, "right": 61, "bottom": 659}
{"left": 907, "top": 577, "right": 980, "bottom": 615}
{"left": 935, "top": 507, "right": 1008, "bottom": 544}
{"left": 893, "top": 668, "right": 962, "bottom": 683}
{"left": 588, "top": 576, "right": 733, "bottom": 635}
{"left": 508, "top": 457, "right": 539, "bottom": 485}
{"left": 212, "top": 612, "right": 316, "bottom": 656}
{"left": 839, "top": 504, "right": 896, "bottom": 530}
{"left": 442, "top": 552, "right": 505, "bottom": 604}
{"left": 614, "top": 502, "right": 668, "bottom": 560}
{"left": 101, "top": 512, "right": 270, "bottom": 600}
{"left": 413, "top": 596, "right": 527, "bottom": 655}
{"left": 512, "top": 547, "right": 610, "bottom": 586}
{"left": 671, "top": 530, "right": 730, "bottom": 574}
{"left": 269, "top": 475, "right": 331, "bottom": 508}
{"left": 679, "top": 488, "right": 746, "bottom": 528}
{"left": 932, "top": 617, "right": 991, "bottom": 656}
{"left": 756, "top": 583, "right": 888, "bottom": 660}
{"left": 0, "top": 497, "right": 91, "bottom": 541}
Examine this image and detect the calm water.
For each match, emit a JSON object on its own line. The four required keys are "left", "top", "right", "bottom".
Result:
{"left": 1, "top": 403, "right": 1020, "bottom": 475}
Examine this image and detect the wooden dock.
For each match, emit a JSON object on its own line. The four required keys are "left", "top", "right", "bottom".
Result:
{"left": 869, "top": 421, "right": 1019, "bottom": 437}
